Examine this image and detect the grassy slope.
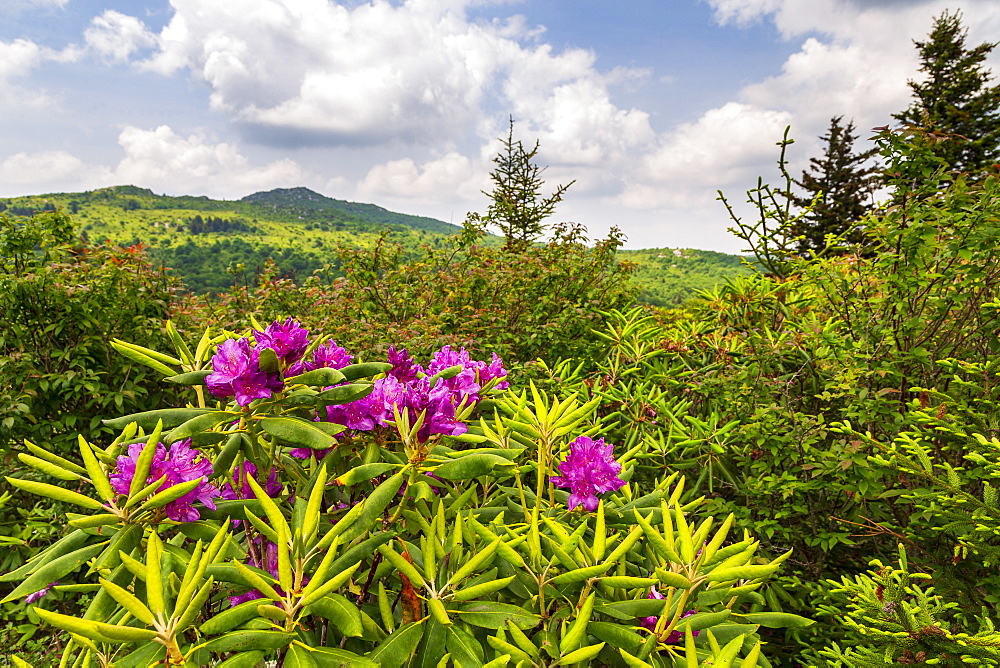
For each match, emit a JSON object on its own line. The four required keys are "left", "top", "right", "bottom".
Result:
{"left": 2, "top": 186, "right": 750, "bottom": 303}
{"left": 619, "top": 247, "right": 753, "bottom": 307}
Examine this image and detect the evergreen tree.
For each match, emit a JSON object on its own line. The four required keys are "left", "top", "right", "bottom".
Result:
{"left": 481, "top": 118, "right": 574, "bottom": 252}
{"left": 792, "top": 116, "right": 879, "bottom": 254}
{"left": 893, "top": 10, "right": 1000, "bottom": 175}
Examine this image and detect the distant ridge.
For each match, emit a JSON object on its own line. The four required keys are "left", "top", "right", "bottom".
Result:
{"left": 241, "top": 187, "right": 460, "bottom": 235}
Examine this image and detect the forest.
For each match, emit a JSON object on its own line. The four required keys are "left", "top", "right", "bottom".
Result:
{"left": 1, "top": 10, "right": 1000, "bottom": 668}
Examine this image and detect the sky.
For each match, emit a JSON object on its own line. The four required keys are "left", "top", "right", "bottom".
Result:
{"left": 1, "top": 0, "right": 999, "bottom": 252}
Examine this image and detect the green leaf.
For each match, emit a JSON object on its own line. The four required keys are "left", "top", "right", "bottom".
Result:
{"left": 339, "top": 362, "right": 393, "bottom": 382}
{"left": 588, "top": 622, "right": 645, "bottom": 652}
{"left": 308, "top": 646, "right": 379, "bottom": 667}
{"left": 17, "top": 453, "right": 81, "bottom": 481}
{"left": 286, "top": 367, "right": 347, "bottom": 387}
{"left": 139, "top": 477, "right": 205, "bottom": 512}
{"left": 200, "top": 630, "right": 296, "bottom": 653}
{"left": 737, "top": 612, "right": 814, "bottom": 629}
{"left": 201, "top": 599, "right": 263, "bottom": 635}
{"left": 0, "top": 530, "right": 90, "bottom": 582}
{"left": 434, "top": 454, "right": 513, "bottom": 481}
{"left": 594, "top": 599, "right": 666, "bottom": 620}
{"left": 116, "top": 641, "right": 166, "bottom": 668}
{"left": 4, "top": 477, "right": 105, "bottom": 510}
{"left": 103, "top": 408, "right": 212, "bottom": 431}
{"left": 164, "top": 370, "right": 212, "bottom": 385}
{"left": 675, "top": 609, "right": 731, "bottom": 632}
{"left": 317, "top": 383, "right": 374, "bottom": 405}
{"left": 335, "top": 463, "right": 400, "bottom": 487}
{"left": 164, "top": 411, "right": 236, "bottom": 444}
{"left": 367, "top": 621, "right": 425, "bottom": 668}
{"left": 213, "top": 651, "right": 266, "bottom": 668}
{"left": 257, "top": 415, "right": 342, "bottom": 449}
{"left": 1, "top": 541, "right": 106, "bottom": 604}
{"left": 557, "top": 642, "right": 605, "bottom": 665}
{"left": 446, "top": 625, "right": 485, "bottom": 667}
{"left": 457, "top": 602, "right": 539, "bottom": 630}
{"left": 307, "top": 594, "right": 364, "bottom": 637}
{"left": 285, "top": 644, "right": 319, "bottom": 668}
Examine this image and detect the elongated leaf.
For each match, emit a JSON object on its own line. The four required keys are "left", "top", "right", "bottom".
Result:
{"left": 737, "top": 612, "right": 814, "bottom": 629}
{"left": 308, "top": 646, "right": 379, "bottom": 668}
{"left": 200, "top": 630, "right": 296, "bottom": 653}
{"left": 104, "top": 408, "right": 211, "bottom": 431}
{"left": 1, "top": 541, "right": 106, "bottom": 604}
{"left": 285, "top": 367, "right": 347, "bottom": 387}
{"left": 335, "top": 463, "right": 400, "bottom": 487}
{"left": 457, "top": 602, "right": 539, "bottom": 630}
{"left": 139, "top": 477, "right": 204, "bottom": 512}
{"left": 164, "top": 370, "right": 212, "bottom": 385}
{"left": 595, "top": 599, "right": 666, "bottom": 620}
{"left": 367, "top": 621, "right": 425, "bottom": 668}
{"left": 214, "top": 650, "right": 266, "bottom": 668}
{"left": 307, "top": 594, "right": 363, "bottom": 637}
{"left": 434, "top": 454, "right": 512, "bottom": 481}
{"left": 589, "top": 621, "right": 645, "bottom": 652}
{"left": 257, "top": 416, "right": 342, "bottom": 449}
{"left": 164, "top": 412, "right": 236, "bottom": 444}
{"left": 446, "top": 625, "right": 484, "bottom": 667}
{"left": 17, "top": 453, "right": 81, "bottom": 481}
{"left": 317, "top": 383, "right": 374, "bottom": 405}
{"left": 201, "top": 599, "right": 263, "bottom": 635}
{"left": 110, "top": 341, "right": 177, "bottom": 376}
{"left": 5, "top": 477, "right": 105, "bottom": 510}
{"left": 339, "top": 362, "right": 393, "bottom": 382}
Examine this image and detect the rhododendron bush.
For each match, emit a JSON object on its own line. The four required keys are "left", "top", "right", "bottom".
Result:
{"left": 3, "top": 318, "right": 805, "bottom": 667}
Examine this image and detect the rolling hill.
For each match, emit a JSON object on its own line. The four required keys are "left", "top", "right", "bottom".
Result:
{"left": 1, "top": 185, "right": 750, "bottom": 303}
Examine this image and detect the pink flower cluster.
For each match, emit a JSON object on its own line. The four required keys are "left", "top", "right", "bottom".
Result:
{"left": 324, "top": 346, "right": 508, "bottom": 444}
{"left": 110, "top": 440, "right": 219, "bottom": 522}
{"left": 551, "top": 436, "right": 626, "bottom": 512}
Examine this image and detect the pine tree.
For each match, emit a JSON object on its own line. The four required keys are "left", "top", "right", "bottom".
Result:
{"left": 791, "top": 116, "right": 879, "bottom": 254}
{"left": 893, "top": 10, "right": 1000, "bottom": 175}
{"left": 482, "top": 118, "right": 574, "bottom": 252}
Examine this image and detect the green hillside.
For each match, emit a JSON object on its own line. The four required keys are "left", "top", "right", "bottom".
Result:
{"left": 0, "top": 186, "right": 748, "bottom": 302}
{"left": 620, "top": 247, "right": 752, "bottom": 306}
{"left": 0, "top": 185, "right": 462, "bottom": 293}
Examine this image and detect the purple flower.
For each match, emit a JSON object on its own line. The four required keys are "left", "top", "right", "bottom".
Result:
{"left": 387, "top": 346, "right": 422, "bottom": 383}
{"left": 288, "top": 339, "right": 353, "bottom": 377}
{"left": 206, "top": 338, "right": 283, "bottom": 407}
{"left": 551, "top": 436, "right": 626, "bottom": 512}
{"left": 254, "top": 318, "right": 310, "bottom": 366}
{"left": 221, "top": 461, "right": 282, "bottom": 500}
{"left": 639, "top": 587, "right": 665, "bottom": 631}
{"left": 110, "top": 440, "right": 219, "bottom": 522}
{"left": 426, "top": 346, "right": 509, "bottom": 400}
{"left": 25, "top": 581, "right": 57, "bottom": 604}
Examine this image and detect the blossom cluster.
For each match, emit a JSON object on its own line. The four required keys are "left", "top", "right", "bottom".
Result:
{"left": 324, "top": 345, "right": 508, "bottom": 444}
{"left": 551, "top": 436, "right": 626, "bottom": 512}
{"left": 109, "top": 440, "right": 218, "bottom": 522}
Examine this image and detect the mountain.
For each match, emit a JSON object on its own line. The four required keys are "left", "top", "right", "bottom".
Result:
{"left": 0, "top": 185, "right": 462, "bottom": 293}
{"left": 1, "top": 186, "right": 749, "bottom": 303}
{"left": 240, "top": 187, "right": 460, "bottom": 234}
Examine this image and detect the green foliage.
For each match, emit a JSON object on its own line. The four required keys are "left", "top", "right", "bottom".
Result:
{"left": 893, "top": 10, "right": 1000, "bottom": 176}
{"left": 791, "top": 116, "right": 880, "bottom": 255}
{"left": 2, "top": 185, "right": 465, "bottom": 294}
{"left": 475, "top": 118, "right": 574, "bottom": 252}
{"left": 3, "top": 322, "right": 793, "bottom": 667}
{"left": 619, "top": 249, "right": 752, "bottom": 308}
{"left": 183, "top": 222, "right": 637, "bottom": 367}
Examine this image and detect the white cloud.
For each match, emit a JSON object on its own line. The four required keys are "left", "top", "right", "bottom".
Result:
{"left": 114, "top": 125, "right": 306, "bottom": 197}
{"left": 357, "top": 152, "right": 481, "bottom": 203}
{"left": 620, "top": 102, "right": 793, "bottom": 209}
{"left": 0, "top": 150, "right": 95, "bottom": 186}
{"left": 0, "top": 38, "right": 44, "bottom": 105}
{"left": 85, "top": 10, "right": 157, "bottom": 64}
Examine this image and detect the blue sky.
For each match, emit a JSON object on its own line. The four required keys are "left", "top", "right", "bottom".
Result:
{"left": 1, "top": 0, "right": 998, "bottom": 252}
